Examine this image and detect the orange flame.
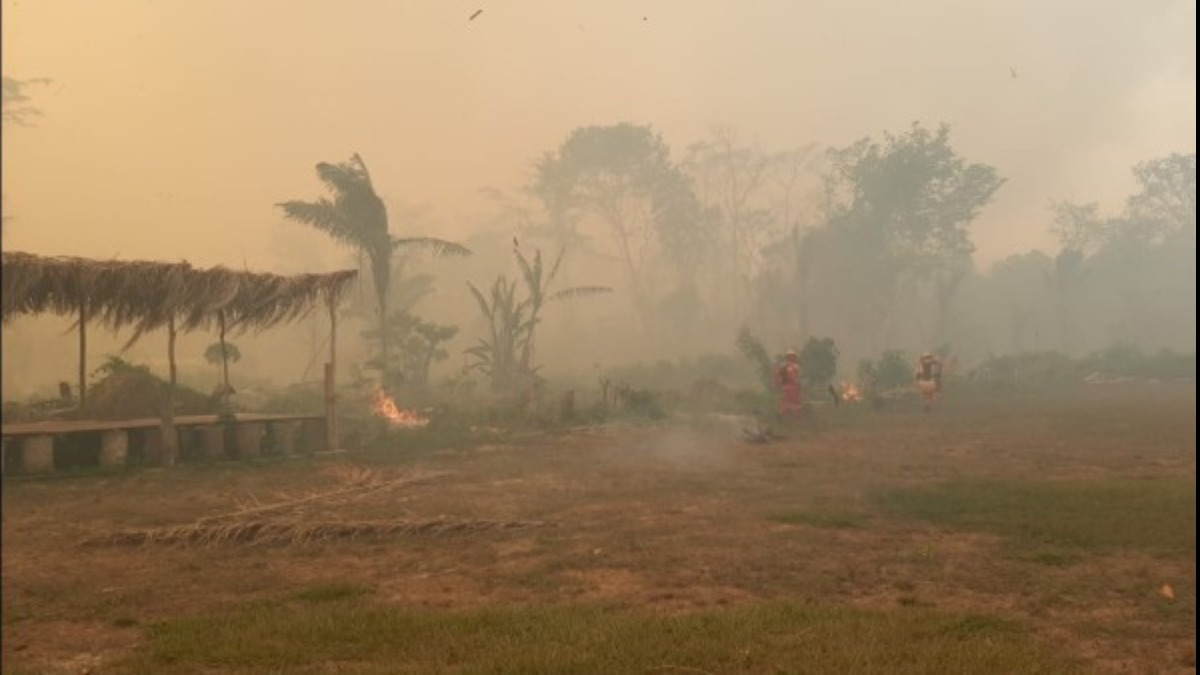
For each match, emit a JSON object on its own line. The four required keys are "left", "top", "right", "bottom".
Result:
{"left": 371, "top": 388, "right": 430, "bottom": 428}
{"left": 841, "top": 382, "right": 864, "bottom": 402}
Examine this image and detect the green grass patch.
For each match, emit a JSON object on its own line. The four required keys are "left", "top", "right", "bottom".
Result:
{"left": 1008, "top": 547, "right": 1086, "bottom": 567}
{"left": 875, "top": 479, "right": 1196, "bottom": 553}
{"left": 770, "top": 508, "right": 868, "bottom": 529}
{"left": 114, "top": 600, "right": 1079, "bottom": 674}
{"left": 354, "top": 419, "right": 507, "bottom": 461}
{"left": 290, "top": 582, "right": 376, "bottom": 603}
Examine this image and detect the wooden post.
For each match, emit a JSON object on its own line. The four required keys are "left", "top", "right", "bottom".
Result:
{"left": 324, "top": 363, "right": 336, "bottom": 451}
{"left": 168, "top": 317, "right": 178, "bottom": 390}
{"left": 325, "top": 294, "right": 339, "bottom": 452}
{"left": 218, "top": 310, "right": 231, "bottom": 396}
{"left": 78, "top": 301, "right": 88, "bottom": 410}
{"left": 160, "top": 317, "right": 179, "bottom": 465}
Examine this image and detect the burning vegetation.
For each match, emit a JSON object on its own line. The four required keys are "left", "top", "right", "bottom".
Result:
{"left": 371, "top": 387, "right": 430, "bottom": 428}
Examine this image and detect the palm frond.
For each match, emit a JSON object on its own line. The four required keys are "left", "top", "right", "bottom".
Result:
{"left": 276, "top": 199, "right": 363, "bottom": 247}
{"left": 514, "top": 248, "right": 540, "bottom": 301}
{"left": 544, "top": 247, "right": 568, "bottom": 290}
{"left": 315, "top": 160, "right": 371, "bottom": 200}
{"left": 1, "top": 252, "right": 357, "bottom": 344}
{"left": 546, "top": 285, "right": 613, "bottom": 303}
{"left": 466, "top": 282, "right": 493, "bottom": 321}
{"left": 393, "top": 237, "right": 472, "bottom": 257}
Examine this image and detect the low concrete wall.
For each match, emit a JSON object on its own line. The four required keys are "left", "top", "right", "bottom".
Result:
{"left": 234, "top": 423, "right": 264, "bottom": 459}
{"left": 299, "top": 418, "right": 327, "bottom": 454}
{"left": 99, "top": 430, "right": 129, "bottom": 468}
{"left": 142, "top": 428, "right": 164, "bottom": 465}
{"left": 2, "top": 416, "right": 324, "bottom": 473}
{"left": 198, "top": 425, "right": 226, "bottom": 461}
{"left": 22, "top": 435, "right": 55, "bottom": 474}
{"left": 271, "top": 421, "right": 301, "bottom": 456}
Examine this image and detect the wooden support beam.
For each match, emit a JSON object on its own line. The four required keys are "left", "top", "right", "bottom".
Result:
{"left": 325, "top": 293, "right": 339, "bottom": 452}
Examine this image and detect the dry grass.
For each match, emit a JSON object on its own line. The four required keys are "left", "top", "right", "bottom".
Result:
{"left": 78, "top": 467, "right": 482, "bottom": 547}
{"left": 1, "top": 382, "right": 1195, "bottom": 674}
{"left": 83, "top": 518, "right": 548, "bottom": 547}
{"left": 193, "top": 468, "right": 451, "bottom": 523}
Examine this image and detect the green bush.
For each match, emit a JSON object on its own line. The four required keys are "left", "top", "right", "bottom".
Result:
{"left": 798, "top": 337, "right": 839, "bottom": 389}
{"left": 967, "top": 346, "right": 1196, "bottom": 391}
{"left": 968, "top": 352, "right": 1083, "bottom": 389}
{"left": 858, "top": 350, "right": 911, "bottom": 392}
{"left": 614, "top": 385, "right": 667, "bottom": 420}
{"left": 260, "top": 382, "right": 325, "bottom": 415}
{"left": 1080, "top": 343, "right": 1196, "bottom": 379}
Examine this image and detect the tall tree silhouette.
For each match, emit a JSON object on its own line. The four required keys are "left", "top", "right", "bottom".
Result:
{"left": 278, "top": 154, "right": 468, "bottom": 381}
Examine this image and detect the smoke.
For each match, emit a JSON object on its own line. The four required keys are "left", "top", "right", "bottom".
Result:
{"left": 1, "top": 0, "right": 1193, "bottom": 398}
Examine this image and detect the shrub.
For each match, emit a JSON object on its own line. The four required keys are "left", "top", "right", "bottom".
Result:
{"left": 967, "top": 352, "right": 1082, "bottom": 390}
{"left": 798, "top": 337, "right": 839, "bottom": 389}
{"left": 858, "top": 350, "right": 911, "bottom": 392}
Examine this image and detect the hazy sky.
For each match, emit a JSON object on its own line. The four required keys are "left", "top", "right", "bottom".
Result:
{"left": 2, "top": 0, "right": 1195, "bottom": 270}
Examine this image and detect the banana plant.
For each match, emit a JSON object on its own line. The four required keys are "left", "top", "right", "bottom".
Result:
{"left": 466, "top": 247, "right": 611, "bottom": 393}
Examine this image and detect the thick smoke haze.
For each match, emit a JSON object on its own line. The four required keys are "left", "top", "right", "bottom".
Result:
{"left": 2, "top": 0, "right": 1195, "bottom": 397}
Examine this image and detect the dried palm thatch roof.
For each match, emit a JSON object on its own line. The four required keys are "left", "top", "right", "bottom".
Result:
{"left": 1, "top": 252, "right": 357, "bottom": 342}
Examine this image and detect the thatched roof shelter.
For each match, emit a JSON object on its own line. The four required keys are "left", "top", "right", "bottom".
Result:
{"left": 1, "top": 251, "right": 357, "bottom": 337}
{"left": 2, "top": 252, "right": 358, "bottom": 454}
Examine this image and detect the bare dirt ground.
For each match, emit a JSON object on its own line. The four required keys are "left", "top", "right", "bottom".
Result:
{"left": 2, "top": 382, "right": 1195, "bottom": 674}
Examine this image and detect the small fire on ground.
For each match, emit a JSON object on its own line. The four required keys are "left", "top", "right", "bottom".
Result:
{"left": 841, "top": 382, "right": 864, "bottom": 403}
{"left": 371, "top": 388, "right": 430, "bottom": 428}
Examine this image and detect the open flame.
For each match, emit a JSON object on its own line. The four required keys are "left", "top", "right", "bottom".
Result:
{"left": 841, "top": 382, "right": 864, "bottom": 403}
{"left": 371, "top": 388, "right": 430, "bottom": 428}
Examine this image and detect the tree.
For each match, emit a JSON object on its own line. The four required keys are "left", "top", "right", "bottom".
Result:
{"left": 684, "top": 126, "right": 776, "bottom": 312}
{"left": 277, "top": 154, "right": 469, "bottom": 381}
{"left": 1, "top": 76, "right": 50, "bottom": 127}
{"left": 735, "top": 327, "right": 776, "bottom": 396}
{"left": 797, "top": 337, "right": 839, "bottom": 389}
{"left": 981, "top": 251, "right": 1056, "bottom": 353}
{"left": 531, "top": 123, "right": 708, "bottom": 329}
{"left": 1046, "top": 202, "right": 1111, "bottom": 351}
{"left": 203, "top": 339, "right": 241, "bottom": 395}
{"left": 818, "top": 122, "right": 1004, "bottom": 347}
{"left": 2, "top": 76, "right": 51, "bottom": 237}
{"left": 466, "top": 247, "right": 611, "bottom": 393}
{"left": 403, "top": 320, "right": 458, "bottom": 387}
{"left": 1125, "top": 152, "right": 1196, "bottom": 245}
{"left": 1040, "top": 152, "right": 1196, "bottom": 353}
{"left": 1050, "top": 201, "right": 1109, "bottom": 255}
{"left": 361, "top": 311, "right": 458, "bottom": 387}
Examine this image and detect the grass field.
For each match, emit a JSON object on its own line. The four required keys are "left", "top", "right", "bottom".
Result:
{"left": 2, "top": 381, "right": 1195, "bottom": 674}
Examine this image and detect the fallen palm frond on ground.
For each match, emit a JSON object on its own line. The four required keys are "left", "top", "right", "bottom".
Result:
{"left": 75, "top": 467, "right": 535, "bottom": 548}
{"left": 200, "top": 469, "right": 451, "bottom": 524}
{"left": 82, "top": 518, "right": 548, "bottom": 547}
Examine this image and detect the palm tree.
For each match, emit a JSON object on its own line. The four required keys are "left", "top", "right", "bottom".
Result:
{"left": 277, "top": 154, "right": 469, "bottom": 379}
{"left": 466, "top": 247, "right": 611, "bottom": 393}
